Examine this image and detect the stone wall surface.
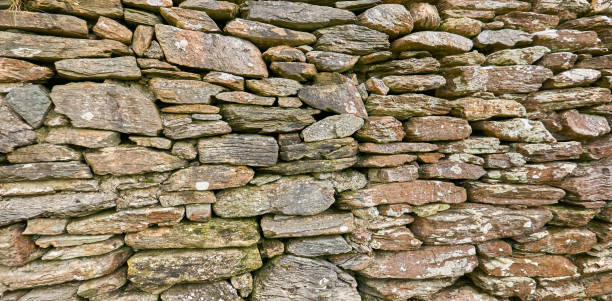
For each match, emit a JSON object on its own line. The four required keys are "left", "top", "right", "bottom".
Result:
{"left": 0, "top": 0, "right": 611, "bottom": 299}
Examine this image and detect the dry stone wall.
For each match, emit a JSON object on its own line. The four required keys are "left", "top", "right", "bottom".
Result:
{"left": 0, "top": 0, "right": 611, "bottom": 299}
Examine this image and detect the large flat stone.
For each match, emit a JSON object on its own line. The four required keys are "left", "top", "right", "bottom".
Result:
{"left": 298, "top": 73, "right": 367, "bottom": 118}
{"left": 66, "top": 207, "right": 184, "bottom": 234}
{"left": 0, "top": 161, "right": 92, "bottom": 183}
{"left": 26, "top": 0, "right": 124, "bottom": 19}
{"left": 467, "top": 182, "right": 565, "bottom": 206}
{"left": 410, "top": 203, "right": 552, "bottom": 245}
{"left": 261, "top": 212, "right": 355, "bottom": 238}
{"left": 51, "top": 82, "right": 162, "bottom": 136}
{"left": 258, "top": 157, "right": 358, "bottom": 175}
{"left": 0, "top": 58, "right": 53, "bottom": 83}
{"left": 364, "top": 94, "right": 451, "bottom": 120}
{"left": 221, "top": 104, "right": 318, "bottom": 133}
{"left": 479, "top": 254, "right": 578, "bottom": 277}
{"left": 7, "top": 143, "right": 81, "bottom": 163}
{"left": 84, "top": 146, "right": 187, "bottom": 176}
{"left": 197, "top": 134, "right": 278, "bottom": 167}
{"left": 279, "top": 138, "right": 359, "bottom": 161}
{"left": 245, "top": 1, "right": 356, "bottom": 31}
{"left": 472, "top": 118, "right": 555, "bottom": 143}
{"left": 127, "top": 246, "right": 262, "bottom": 293}
{"left": 0, "top": 10, "right": 88, "bottom": 38}
{"left": 224, "top": 18, "right": 316, "bottom": 48}
{"left": 314, "top": 24, "right": 389, "bottom": 55}
{"left": 0, "top": 31, "right": 128, "bottom": 61}
{"left": 160, "top": 282, "right": 242, "bottom": 301}
{"left": 554, "top": 157, "right": 612, "bottom": 201}
{"left": 155, "top": 24, "right": 267, "bottom": 78}
{"left": 392, "top": 31, "right": 473, "bottom": 55}
{"left": 523, "top": 87, "right": 611, "bottom": 112}
{"left": 214, "top": 176, "right": 334, "bottom": 217}
{"left": 161, "top": 165, "right": 254, "bottom": 191}
{"left": 125, "top": 218, "right": 259, "bottom": 249}
{"left": 150, "top": 78, "right": 226, "bottom": 104}
{"left": 54, "top": 57, "right": 141, "bottom": 80}
{"left": 43, "top": 127, "right": 120, "bottom": 148}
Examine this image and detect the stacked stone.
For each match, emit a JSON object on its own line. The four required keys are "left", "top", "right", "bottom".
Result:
{"left": 0, "top": 0, "right": 611, "bottom": 300}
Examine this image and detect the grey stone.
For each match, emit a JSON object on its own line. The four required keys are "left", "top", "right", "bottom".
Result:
{"left": 314, "top": 24, "right": 390, "bottom": 55}
{"left": 261, "top": 212, "right": 355, "bottom": 238}
{"left": 286, "top": 235, "right": 352, "bottom": 257}
{"left": 245, "top": 1, "right": 356, "bottom": 31}
{"left": 0, "top": 161, "right": 92, "bottom": 183}
{"left": 54, "top": 57, "right": 141, "bottom": 80}
{"left": 301, "top": 114, "right": 364, "bottom": 142}
{"left": 161, "top": 282, "right": 241, "bottom": 301}
{"left": 298, "top": 73, "right": 368, "bottom": 118}
{"left": 197, "top": 134, "right": 278, "bottom": 167}
{"left": 5, "top": 85, "right": 51, "bottom": 129}
{"left": 221, "top": 104, "right": 318, "bottom": 133}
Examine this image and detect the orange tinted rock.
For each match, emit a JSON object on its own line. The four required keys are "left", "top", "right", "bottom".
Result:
{"left": 476, "top": 240, "right": 512, "bottom": 257}
{"left": 368, "top": 165, "right": 419, "bottom": 183}
{"left": 404, "top": 116, "right": 471, "bottom": 141}
{"left": 489, "top": 162, "right": 576, "bottom": 184}
{"left": 420, "top": 160, "right": 486, "bottom": 180}
{"left": 0, "top": 58, "right": 53, "bottom": 83}
{"left": 0, "top": 224, "right": 38, "bottom": 267}
{"left": 355, "top": 116, "right": 405, "bottom": 143}
{"left": 356, "top": 154, "right": 416, "bottom": 168}
{"left": 369, "top": 227, "right": 422, "bottom": 251}
{"left": 417, "top": 152, "right": 445, "bottom": 163}
{"left": 479, "top": 254, "right": 578, "bottom": 277}
{"left": 467, "top": 182, "right": 565, "bottom": 206}
{"left": 514, "top": 227, "right": 597, "bottom": 254}
{"left": 555, "top": 109, "right": 610, "bottom": 140}
{"left": 554, "top": 157, "right": 612, "bottom": 201}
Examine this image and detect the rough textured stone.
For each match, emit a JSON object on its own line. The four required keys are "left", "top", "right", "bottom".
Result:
{"left": 365, "top": 57, "right": 440, "bottom": 78}
{"left": 359, "top": 277, "right": 456, "bottom": 301}
{"left": 286, "top": 235, "right": 352, "bottom": 257}
{"left": 245, "top": 1, "right": 356, "bottom": 31}
{"left": 160, "top": 7, "right": 220, "bottom": 32}
{"left": 0, "top": 58, "right": 53, "bottom": 83}
{"left": 489, "top": 162, "right": 577, "bottom": 184}
{"left": 5, "top": 85, "right": 51, "bottom": 129}
{"left": 155, "top": 24, "right": 267, "bottom": 78}
{"left": 43, "top": 128, "right": 120, "bottom": 149}
{"left": 555, "top": 157, "right": 612, "bottom": 201}
{"left": 197, "top": 134, "right": 278, "bottom": 166}
{"left": 473, "top": 118, "right": 555, "bottom": 143}
{"left": 468, "top": 270, "right": 536, "bottom": 300}
{"left": 65, "top": 206, "right": 184, "bottom": 234}
{"left": 532, "top": 29, "right": 601, "bottom": 52}
{"left": 161, "top": 282, "right": 241, "bottom": 301}
{"left": 467, "top": 182, "right": 565, "bottom": 205}
{"left": 355, "top": 116, "right": 404, "bottom": 143}
{"left": 252, "top": 255, "right": 360, "bottom": 301}
{"left": 93, "top": 16, "right": 133, "bottom": 44}
{"left": 0, "top": 161, "right": 92, "bottom": 183}
{"left": 357, "top": 4, "right": 412, "bottom": 38}
{"left": 298, "top": 74, "right": 367, "bottom": 118}
{"left": 479, "top": 254, "right": 578, "bottom": 277}
{"left": 314, "top": 24, "right": 389, "bottom": 56}
{"left": 151, "top": 78, "right": 226, "bottom": 104}
{"left": 261, "top": 212, "right": 355, "bottom": 238}
{"left": 221, "top": 104, "right": 318, "bottom": 133}
{"left": 514, "top": 227, "right": 597, "bottom": 254}
{"left": 420, "top": 161, "right": 486, "bottom": 180}
{"left": 365, "top": 94, "right": 451, "bottom": 120}
{"left": 7, "top": 144, "right": 80, "bottom": 163}
{"left": 382, "top": 75, "right": 446, "bottom": 93}
{"left": 474, "top": 29, "right": 532, "bottom": 50}
{"left": 84, "top": 146, "right": 186, "bottom": 176}
{"left": 301, "top": 114, "right": 364, "bottom": 143}
{"left": 279, "top": 138, "right": 358, "bottom": 161}
{"left": 306, "top": 51, "right": 358, "bottom": 73}
{"left": 514, "top": 141, "right": 583, "bottom": 162}
{"left": 485, "top": 46, "right": 551, "bottom": 66}
{"left": 524, "top": 87, "right": 611, "bottom": 112}
{"left": 450, "top": 97, "right": 525, "bottom": 121}
{"left": 543, "top": 68, "right": 601, "bottom": 89}
{"left": 0, "top": 10, "right": 87, "bottom": 37}
{"left": 246, "top": 78, "right": 301, "bottom": 97}
{"left": 127, "top": 246, "right": 262, "bottom": 293}
{"left": 55, "top": 57, "right": 140, "bottom": 80}
{"left": 161, "top": 165, "right": 254, "bottom": 191}
{"left": 392, "top": 31, "right": 473, "bottom": 55}
{"left": 410, "top": 203, "right": 553, "bottom": 244}
{"left": 225, "top": 18, "right": 316, "bottom": 48}
{"left": 404, "top": 116, "right": 471, "bottom": 141}
{"left": 0, "top": 224, "right": 38, "bottom": 267}
{"left": 409, "top": 3, "right": 441, "bottom": 31}
{"left": 42, "top": 236, "right": 124, "bottom": 260}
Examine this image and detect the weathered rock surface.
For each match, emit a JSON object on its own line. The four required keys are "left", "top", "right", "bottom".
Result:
{"left": 5, "top": 85, "right": 51, "bottom": 128}
{"left": 473, "top": 29, "right": 533, "bottom": 50}
{"left": 0, "top": 58, "right": 53, "bottom": 83}
{"left": 261, "top": 212, "right": 355, "bottom": 238}
{"left": 160, "top": 7, "right": 220, "bottom": 32}
{"left": 555, "top": 157, "right": 612, "bottom": 201}
{"left": 420, "top": 161, "right": 486, "bottom": 180}
{"left": 244, "top": 1, "right": 356, "bottom": 31}
{"left": 298, "top": 74, "right": 368, "bottom": 118}
{"left": 221, "top": 104, "right": 318, "bottom": 133}
{"left": 488, "top": 162, "right": 577, "bottom": 184}
{"left": 358, "top": 277, "right": 457, "bottom": 301}
{"left": 392, "top": 31, "right": 473, "bottom": 55}
{"left": 514, "top": 227, "right": 597, "bottom": 254}
{"left": 314, "top": 24, "right": 389, "bottom": 56}
{"left": 55, "top": 57, "right": 141, "bottom": 80}
{"left": 161, "top": 282, "right": 242, "bottom": 301}
{"left": 355, "top": 116, "right": 404, "bottom": 143}
{"left": 485, "top": 46, "right": 551, "bottom": 66}
{"left": 410, "top": 203, "right": 553, "bottom": 244}
{"left": 0, "top": 161, "right": 92, "bottom": 183}
{"left": 479, "top": 254, "right": 578, "bottom": 277}
{"left": 382, "top": 75, "right": 446, "bottom": 93}
{"left": 43, "top": 128, "right": 120, "bottom": 149}
{"left": 279, "top": 138, "right": 358, "bottom": 161}
{"left": 161, "top": 165, "right": 254, "bottom": 191}
{"left": 467, "top": 182, "right": 565, "bottom": 205}
{"left": 365, "top": 94, "right": 451, "bottom": 120}
{"left": 197, "top": 134, "right": 278, "bottom": 166}
{"left": 301, "top": 114, "right": 364, "bottom": 142}
{"left": 7, "top": 144, "right": 80, "bottom": 163}
{"left": 66, "top": 207, "right": 184, "bottom": 234}
{"left": 357, "top": 4, "right": 413, "bottom": 38}
{"left": 84, "top": 146, "right": 186, "bottom": 176}
{"left": 473, "top": 118, "right": 556, "bottom": 143}
{"left": 404, "top": 116, "right": 472, "bottom": 141}
{"left": 286, "top": 235, "right": 351, "bottom": 257}
{"left": 524, "top": 87, "right": 611, "bottom": 112}
{"left": 450, "top": 97, "right": 525, "bottom": 121}
{"left": 225, "top": 18, "right": 316, "bottom": 48}
{"left": 0, "top": 224, "right": 38, "bottom": 267}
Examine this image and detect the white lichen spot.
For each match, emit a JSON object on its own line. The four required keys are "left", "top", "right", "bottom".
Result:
{"left": 81, "top": 112, "right": 94, "bottom": 121}
{"left": 195, "top": 181, "right": 209, "bottom": 190}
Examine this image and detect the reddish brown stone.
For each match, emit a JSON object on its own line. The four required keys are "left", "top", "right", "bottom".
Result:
{"left": 368, "top": 165, "right": 419, "bottom": 183}
{"left": 538, "top": 52, "right": 578, "bottom": 72}
{"left": 0, "top": 224, "right": 38, "bottom": 267}
{"left": 359, "top": 142, "right": 439, "bottom": 154}
{"left": 546, "top": 205, "right": 600, "bottom": 227}
{"left": 378, "top": 204, "right": 413, "bottom": 217}
{"left": 554, "top": 157, "right": 612, "bottom": 201}
{"left": 356, "top": 154, "right": 416, "bottom": 168}
{"left": 417, "top": 152, "right": 445, "bottom": 163}
{"left": 420, "top": 161, "right": 486, "bottom": 180}
{"left": 524, "top": 87, "right": 611, "bottom": 112}
{"left": 514, "top": 141, "right": 583, "bottom": 162}
{"left": 469, "top": 270, "right": 536, "bottom": 300}
{"left": 479, "top": 254, "right": 578, "bottom": 277}
{"left": 404, "top": 116, "right": 471, "bottom": 141}
{"left": 0, "top": 58, "right": 54, "bottom": 83}
{"left": 514, "top": 227, "right": 597, "bottom": 255}
{"left": 575, "top": 255, "right": 612, "bottom": 274}
{"left": 587, "top": 220, "right": 612, "bottom": 242}
{"left": 476, "top": 240, "right": 512, "bottom": 258}
{"left": 355, "top": 116, "right": 405, "bottom": 143}
{"left": 337, "top": 180, "right": 466, "bottom": 209}
{"left": 472, "top": 118, "right": 555, "bottom": 143}
{"left": 556, "top": 110, "right": 610, "bottom": 140}
{"left": 467, "top": 182, "right": 565, "bottom": 206}
{"left": 495, "top": 11, "right": 559, "bottom": 33}
{"left": 491, "top": 162, "right": 577, "bottom": 185}
{"left": 430, "top": 285, "right": 498, "bottom": 301}
{"left": 483, "top": 152, "right": 525, "bottom": 168}
{"left": 532, "top": 29, "right": 601, "bottom": 52}
{"left": 358, "top": 245, "right": 477, "bottom": 279}
{"left": 369, "top": 227, "right": 422, "bottom": 251}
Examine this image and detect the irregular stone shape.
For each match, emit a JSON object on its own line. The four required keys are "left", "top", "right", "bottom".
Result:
{"left": 84, "top": 146, "right": 187, "bottom": 176}
{"left": 270, "top": 62, "right": 317, "bottom": 82}
{"left": 365, "top": 77, "right": 389, "bottom": 95}
{"left": 410, "top": 203, "right": 553, "bottom": 245}
{"left": 258, "top": 157, "right": 358, "bottom": 175}
{"left": 155, "top": 24, "right": 267, "bottom": 78}
{"left": 150, "top": 78, "right": 226, "bottom": 105}
{"left": 0, "top": 161, "right": 91, "bottom": 183}
{"left": 368, "top": 165, "right": 419, "bottom": 183}
{"left": 129, "top": 136, "right": 172, "bottom": 149}
{"left": 359, "top": 142, "right": 438, "bottom": 154}
{"left": 26, "top": 0, "right": 123, "bottom": 19}
{"left": 409, "top": 3, "right": 440, "bottom": 31}
{"left": 127, "top": 246, "right": 262, "bottom": 293}
{"left": 404, "top": 116, "right": 471, "bottom": 141}
{"left": 467, "top": 182, "right": 565, "bottom": 206}
{"left": 125, "top": 218, "right": 259, "bottom": 249}
{"left": 357, "top": 4, "right": 413, "bottom": 37}
{"left": 124, "top": 8, "right": 164, "bottom": 25}
{"left": 0, "top": 224, "right": 38, "bottom": 267}
{"left": 214, "top": 176, "right": 334, "bottom": 217}
{"left": 280, "top": 137, "right": 358, "bottom": 161}
{"left": 532, "top": 29, "right": 600, "bottom": 52}
{"left": 286, "top": 235, "right": 352, "bottom": 257}
{"left": 438, "top": 137, "right": 509, "bottom": 154}
{"left": 93, "top": 16, "right": 133, "bottom": 44}
{"left": 555, "top": 157, "right": 612, "bottom": 201}
{"left": 539, "top": 52, "right": 578, "bottom": 72}
{"left": 197, "top": 134, "right": 278, "bottom": 167}
{"left": 546, "top": 205, "right": 600, "bottom": 227}
{"left": 245, "top": 1, "right": 356, "bottom": 31}
{"left": 490, "top": 162, "right": 577, "bottom": 184}
{"left": 246, "top": 78, "right": 301, "bottom": 97}
{"left": 51, "top": 82, "right": 161, "bottom": 136}
{"left": 524, "top": 87, "right": 611, "bottom": 112}
{"left": 179, "top": 0, "right": 239, "bottom": 20}
{"left": 485, "top": 46, "right": 550, "bottom": 66}
{"left": 306, "top": 51, "right": 358, "bottom": 73}
{"left": 438, "top": 0, "right": 530, "bottom": 14}
{"left": 357, "top": 154, "right": 416, "bottom": 168}
{"left": 252, "top": 255, "right": 360, "bottom": 301}
{"left": 298, "top": 74, "right": 367, "bottom": 118}
{"left": 355, "top": 116, "right": 404, "bottom": 143}
{"left": 160, "top": 7, "right": 219, "bottom": 32}
{"left": 436, "top": 65, "right": 553, "bottom": 97}
{"left": 359, "top": 245, "right": 477, "bottom": 279}
{"left": 262, "top": 46, "right": 306, "bottom": 63}
{"left": 438, "top": 17, "right": 482, "bottom": 38}
{"left": 203, "top": 71, "right": 244, "bottom": 90}
{"left": 468, "top": 270, "right": 536, "bottom": 300}
{"left": 0, "top": 31, "right": 128, "bottom": 61}
{"left": 0, "top": 247, "right": 130, "bottom": 291}
{"left": 392, "top": 31, "right": 473, "bottom": 55}
{"left": 575, "top": 255, "right": 612, "bottom": 274}
{"left": 302, "top": 114, "right": 364, "bottom": 142}
{"left": 439, "top": 50, "right": 486, "bottom": 67}
{"left": 161, "top": 282, "right": 241, "bottom": 301}
{"left": 472, "top": 118, "right": 555, "bottom": 143}
{"left": 0, "top": 10, "right": 87, "bottom": 38}
{"left": 131, "top": 25, "right": 154, "bottom": 56}
{"left": 476, "top": 240, "right": 512, "bottom": 258}
{"left": 161, "top": 165, "right": 254, "bottom": 191}
{"left": 66, "top": 207, "right": 184, "bottom": 234}
{"left": 450, "top": 97, "right": 525, "bottom": 121}
{"left": 543, "top": 68, "right": 601, "bottom": 89}
{"left": 365, "top": 57, "right": 440, "bottom": 78}
{"left": 260, "top": 212, "right": 355, "bottom": 238}
{"left": 42, "top": 236, "right": 124, "bottom": 260}
{"left": 5, "top": 85, "right": 51, "bottom": 128}
{"left": 23, "top": 218, "right": 68, "bottom": 235}
{"left": 421, "top": 161, "right": 486, "bottom": 180}
{"left": 314, "top": 24, "right": 389, "bottom": 56}
{"left": 496, "top": 11, "right": 558, "bottom": 33}
{"left": 358, "top": 277, "right": 456, "bottom": 301}
{"left": 382, "top": 75, "right": 446, "bottom": 93}
{"left": 221, "top": 104, "right": 318, "bottom": 133}
{"left": 474, "top": 29, "right": 532, "bottom": 50}
{"left": 514, "top": 227, "right": 597, "bottom": 254}
{"left": 43, "top": 127, "right": 120, "bottom": 148}
{"left": 216, "top": 91, "right": 274, "bottom": 106}
{"left": 225, "top": 18, "right": 316, "bottom": 48}
{"left": 337, "top": 180, "right": 466, "bottom": 209}
{"left": 430, "top": 285, "right": 498, "bottom": 301}
{"left": 479, "top": 254, "right": 578, "bottom": 277}
{"left": 7, "top": 144, "right": 80, "bottom": 163}
{"left": 35, "top": 235, "right": 115, "bottom": 249}
{"left": 0, "top": 58, "right": 53, "bottom": 83}
{"left": 55, "top": 57, "right": 141, "bottom": 80}
{"left": 365, "top": 94, "right": 451, "bottom": 120}
{"left": 515, "top": 141, "right": 583, "bottom": 162}
{"left": 162, "top": 119, "right": 228, "bottom": 139}
{"left": 77, "top": 266, "right": 126, "bottom": 299}
{"left": 576, "top": 54, "right": 612, "bottom": 69}
{"left": 18, "top": 282, "right": 80, "bottom": 301}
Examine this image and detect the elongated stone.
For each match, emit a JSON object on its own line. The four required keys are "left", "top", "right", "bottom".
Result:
{"left": 155, "top": 24, "right": 267, "bottom": 78}
{"left": 214, "top": 176, "right": 334, "bottom": 217}
{"left": 449, "top": 97, "right": 525, "bottom": 121}
{"left": 554, "top": 157, "right": 612, "bottom": 201}
{"left": 127, "top": 246, "right": 262, "bottom": 293}
{"left": 420, "top": 161, "right": 486, "bottom": 180}
{"left": 358, "top": 245, "right": 478, "bottom": 279}
{"left": 365, "top": 57, "right": 440, "bottom": 78}
{"left": 382, "top": 75, "right": 446, "bottom": 93}
{"left": 285, "top": 235, "right": 351, "bottom": 257}
{"left": 161, "top": 165, "right": 254, "bottom": 191}
{"left": 314, "top": 24, "right": 390, "bottom": 56}
{"left": 489, "top": 162, "right": 576, "bottom": 184}
{"left": 125, "top": 218, "right": 259, "bottom": 249}
{"left": 392, "top": 31, "right": 472, "bottom": 55}
{"left": 245, "top": 1, "right": 356, "bottom": 31}
{"left": 280, "top": 138, "right": 358, "bottom": 161}
{"left": 514, "top": 227, "right": 596, "bottom": 255}
{"left": 150, "top": 78, "right": 226, "bottom": 104}
{"left": 473, "top": 29, "right": 532, "bottom": 50}
{"left": 35, "top": 234, "right": 113, "bottom": 248}
{"left": 479, "top": 254, "right": 578, "bottom": 277}
{"left": 410, "top": 203, "right": 553, "bottom": 245}
{"left": 55, "top": 57, "right": 141, "bottom": 80}
{"left": 43, "top": 127, "right": 120, "bottom": 148}
{"left": 307, "top": 51, "right": 359, "bottom": 73}
{"left": 197, "top": 134, "right": 278, "bottom": 167}
{"left": 160, "top": 7, "right": 220, "bottom": 32}
{"left": 225, "top": 18, "right": 316, "bottom": 48}
{"left": 404, "top": 116, "right": 471, "bottom": 141}
{"left": 532, "top": 29, "right": 601, "bottom": 52}
{"left": 523, "top": 87, "right": 611, "bottom": 112}
{"left": 365, "top": 94, "right": 451, "bottom": 120}
{"left": 42, "top": 236, "right": 124, "bottom": 260}
{"left": 359, "top": 142, "right": 438, "bottom": 154}
{"left": 51, "top": 82, "right": 161, "bottom": 136}
{"left": 179, "top": 0, "right": 239, "bottom": 20}
{"left": 0, "top": 31, "right": 128, "bottom": 61}
{"left": 7, "top": 144, "right": 81, "bottom": 163}
{"left": 24, "top": 218, "right": 68, "bottom": 235}
{"left": 0, "top": 58, "right": 53, "bottom": 83}
{"left": 337, "top": 180, "right": 466, "bottom": 209}
{"left": 66, "top": 207, "right": 184, "bottom": 234}
{"left": 0, "top": 247, "right": 131, "bottom": 291}
{"left": 357, "top": 4, "right": 413, "bottom": 37}
{"left": 358, "top": 277, "right": 457, "bottom": 301}
{"left": 468, "top": 270, "right": 536, "bottom": 300}
{"left": 472, "top": 118, "right": 555, "bottom": 143}
{"left": 467, "top": 182, "right": 565, "bottom": 206}
{"left": 355, "top": 116, "right": 404, "bottom": 143}
{"left": 0, "top": 161, "right": 91, "bottom": 183}
{"left": 215, "top": 91, "right": 274, "bottom": 106}
{"left": 246, "top": 78, "right": 301, "bottom": 97}
{"left": 258, "top": 157, "right": 357, "bottom": 175}
{"left": 77, "top": 266, "right": 127, "bottom": 299}
{"left": 0, "top": 10, "right": 87, "bottom": 38}
{"left": 438, "top": 0, "right": 530, "bottom": 14}
{"left": 514, "top": 142, "right": 583, "bottom": 162}
{"left": 261, "top": 212, "right": 355, "bottom": 238}
{"left": 84, "top": 146, "right": 187, "bottom": 176}
{"left": 221, "top": 104, "right": 318, "bottom": 133}
{"left": 26, "top": 0, "right": 124, "bottom": 19}
{"left": 301, "top": 114, "right": 363, "bottom": 142}
{"left": 161, "top": 282, "right": 241, "bottom": 301}
{"left": 93, "top": 16, "right": 133, "bottom": 44}
{"left": 251, "top": 255, "right": 360, "bottom": 301}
